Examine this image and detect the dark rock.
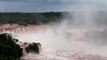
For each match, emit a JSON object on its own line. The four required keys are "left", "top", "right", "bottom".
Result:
{"left": 25, "top": 42, "right": 41, "bottom": 54}
{"left": 0, "top": 33, "right": 22, "bottom": 60}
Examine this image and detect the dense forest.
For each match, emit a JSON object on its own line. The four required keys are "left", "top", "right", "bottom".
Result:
{"left": 0, "top": 12, "right": 64, "bottom": 25}
{"left": 0, "top": 11, "right": 107, "bottom": 26}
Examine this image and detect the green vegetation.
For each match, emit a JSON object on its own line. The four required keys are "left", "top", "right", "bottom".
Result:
{"left": 0, "top": 33, "right": 22, "bottom": 60}
{"left": 0, "top": 12, "right": 63, "bottom": 25}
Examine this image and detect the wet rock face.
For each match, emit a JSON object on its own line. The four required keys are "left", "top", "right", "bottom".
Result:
{"left": 0, "top": 33, "right": 12, "bottom": 42}
{"left": 0, "top": 33, "right": 22, "bottom": 60}
{"left": 25, "top": 42, "right": 41, "bottom": 54}
{"left": 13, "top": 38, "right": 19, "bottom": 43}
{"left": 0, "top": 33, "right": 42, "bottom": 60}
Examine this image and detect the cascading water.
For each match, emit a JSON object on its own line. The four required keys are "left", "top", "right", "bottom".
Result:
{"left": 10, "top": 0, "right": 107, "bottom": 60}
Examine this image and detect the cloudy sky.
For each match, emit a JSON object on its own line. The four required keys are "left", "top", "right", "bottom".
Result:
{"left": 0, "top": 0, "right": 107, "bottom": 12}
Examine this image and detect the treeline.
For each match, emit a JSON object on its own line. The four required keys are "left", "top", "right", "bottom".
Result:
{"left": 0, "top": 12, "right": 63, "bottom": 25}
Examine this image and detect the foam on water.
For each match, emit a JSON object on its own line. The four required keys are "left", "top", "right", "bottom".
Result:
{"left": 10, "top": 24, "right": 107, "bottom": 60}
{"left": 8, "top": 0, "right": 107, "bottom": 59}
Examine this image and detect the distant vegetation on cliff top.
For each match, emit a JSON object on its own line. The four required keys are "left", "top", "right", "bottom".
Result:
{"left": 0, "top": 12, "right": 65, "bottom": 26}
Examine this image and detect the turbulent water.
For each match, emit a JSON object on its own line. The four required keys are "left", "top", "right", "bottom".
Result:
{"left": 8, "top": 24, "right": 107, "bottom": 60}
{"left": 0, "top": 0, "right": 107, "bottom": 60}
{"left": 6, "top": 10, "right": 107, "bottom": 60}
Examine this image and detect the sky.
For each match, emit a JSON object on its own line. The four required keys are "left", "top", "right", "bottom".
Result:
{"left": 0, "top": 0, "right": 71, "bottom": 12}
{"left": 0, "top": 0, "right": 107, "bottom": 12}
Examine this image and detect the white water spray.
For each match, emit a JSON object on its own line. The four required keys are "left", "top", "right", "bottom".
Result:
{"left": 10, "top": 0, "right": 107, "bottom": 60}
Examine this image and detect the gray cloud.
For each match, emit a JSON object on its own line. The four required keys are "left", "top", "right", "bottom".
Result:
{"left": 0, "top": 0, "right": 107, "bottom": 12}
{"left": 0, "top": 2, "right": 63, "bottom": 12}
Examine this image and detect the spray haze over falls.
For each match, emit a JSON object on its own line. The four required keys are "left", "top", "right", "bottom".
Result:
{"left": 18, "top": 1, "right": 107, "bottom": 60}
{"left": 4, "top": 0, "right": 107, "bottom": 60}
{"left": 13, "top": 12, "right": 107, "bottom": 59}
